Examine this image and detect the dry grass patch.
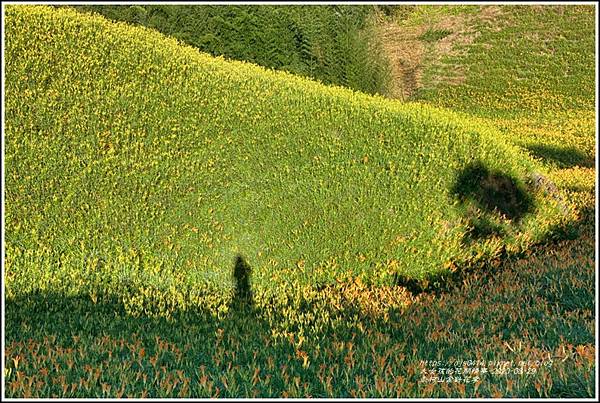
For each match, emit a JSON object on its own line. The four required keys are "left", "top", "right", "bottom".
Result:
{"left": 377, "top": 6, "right": 506, "bottom": 99}
{"left": 377, "top": 22, "right": 425, "bottom": 99}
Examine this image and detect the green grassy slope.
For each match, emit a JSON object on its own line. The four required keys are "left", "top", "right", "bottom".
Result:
{"left": 395, "top": 4, "right": 595, "bottom": 257}
{"left": 416, "top": 6, "right": 594, "bottom": 112}
{"left": 412, "top": 5, "right": 595, "bottom": 172}
{"left": 4, "top": 5, "right": 595, "bottom": 399}
{"left": 4, "top": 5, "right": 567, "bottom": 317}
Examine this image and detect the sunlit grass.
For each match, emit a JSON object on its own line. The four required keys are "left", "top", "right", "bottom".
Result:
{"left": 3, "top": 4, "right": 595, "bottom": 398}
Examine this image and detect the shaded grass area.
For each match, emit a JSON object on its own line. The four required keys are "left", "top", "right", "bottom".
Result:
{"left": 4, "top": 203, "right": 595, "bottom": 398}
{"left": 232, "top": 255, "right": 254, "bottom": 309}
{"left": 526, "top": 144, "right": 595, "bottom": 169}
{"left": 452, "top": 161, "right": 535, "bottom": 245}
{"left": 452, "top": 161, "right": 535, "bottom": 223}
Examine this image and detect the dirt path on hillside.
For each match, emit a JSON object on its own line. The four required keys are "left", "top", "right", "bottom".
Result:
{"left": 378, "top": 23, "right": 425, "bottom": 100}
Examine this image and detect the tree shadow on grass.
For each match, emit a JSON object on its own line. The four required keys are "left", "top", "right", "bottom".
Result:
{"left": 391, "top": 161, "right": 541, "bottom": 294}
{"left": 450, "top": 161, "right": 535, "bottom": 244}
{"left": 526, "top": 144, "right": 594, "bottom": 169}
{"left": 452, "top": 161, "right": 535, "bottom": 223}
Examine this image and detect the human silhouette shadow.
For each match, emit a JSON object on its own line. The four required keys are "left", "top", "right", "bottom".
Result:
{"left": 231, "top": 254, "right": 254, "bottom": 312}
{"left": 5, "top": 208, "right": 593, "bottom": 399}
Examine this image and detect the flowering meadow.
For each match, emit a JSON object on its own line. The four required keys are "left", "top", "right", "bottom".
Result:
{"left": 3, "top": 5, "right": 595, "bottom": 398}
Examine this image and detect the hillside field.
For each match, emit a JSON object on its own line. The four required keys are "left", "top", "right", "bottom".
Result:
{"left": 3, "top": 4, "right": 596, "bottom": 398}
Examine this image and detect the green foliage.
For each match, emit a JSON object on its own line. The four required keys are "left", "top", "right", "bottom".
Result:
{"left": 5, "top": 219, "right": 595, "bottom": 398}
{"left": 416, "top": 5, "right": 595, "bottom": 115}
{"left": 3, "top": 5, "right": 594, "bottom": 398}
{"left": 419, "top": 28, "right": 452, "bottom": 42}
{"left": 71, "top": 4, "right": 392, "bottom": 96}
{"left": 5, "top": 5, "right": 564, "bottom": 317}
{"left": 409, "top": 4, "right": 595, "bottom": 224}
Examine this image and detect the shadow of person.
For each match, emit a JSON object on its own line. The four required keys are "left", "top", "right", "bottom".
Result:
{"left": 231, "top": 254, "right": 254, "bottom": 312}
